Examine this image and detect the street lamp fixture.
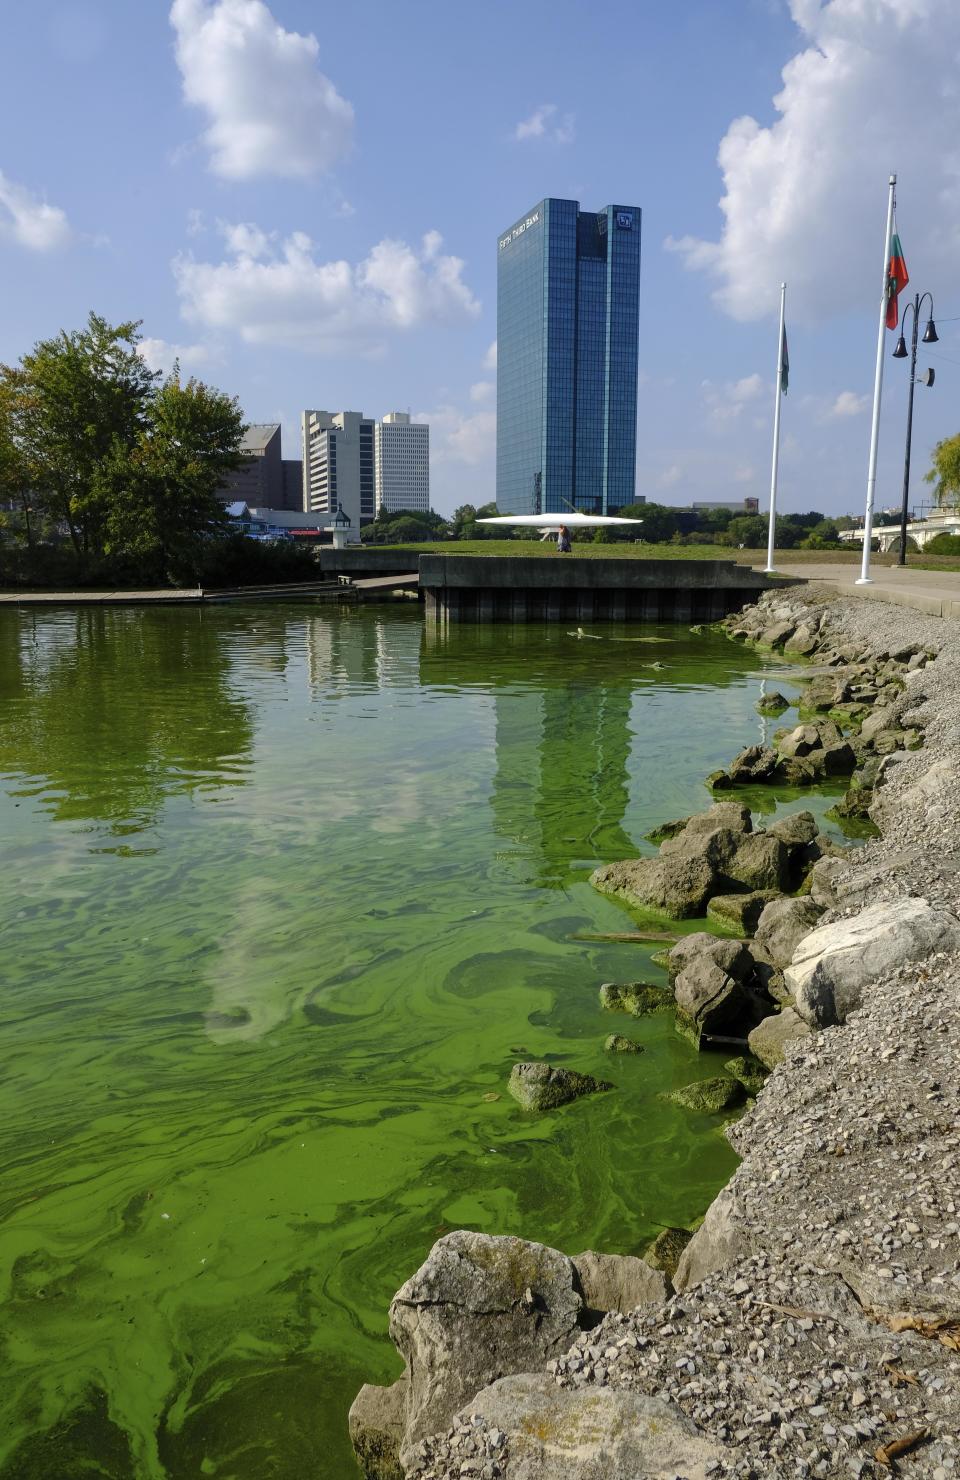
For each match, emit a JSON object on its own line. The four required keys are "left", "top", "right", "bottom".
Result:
{"left": 891, "top": 291, "right": 937, "bottom": 567}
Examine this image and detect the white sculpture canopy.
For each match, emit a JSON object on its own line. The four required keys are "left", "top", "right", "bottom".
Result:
{"left": 476, "top": 513, "right": 644, "bottom": 528}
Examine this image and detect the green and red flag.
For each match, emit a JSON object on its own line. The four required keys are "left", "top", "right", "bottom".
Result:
{"left": 886, "top": 231, "right": 909, "bottom": 329}
{"left": 780, "top": 325, "right": 789, "bottom": 394}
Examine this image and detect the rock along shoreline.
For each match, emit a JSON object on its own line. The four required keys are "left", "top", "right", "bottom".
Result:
{"left": 351, "top": 586, "right": 960, "bottom": 1480}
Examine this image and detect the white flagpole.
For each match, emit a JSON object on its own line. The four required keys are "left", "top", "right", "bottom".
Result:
{"left": 765, "top": 282, "right": 786, "bottom": 573}
{"left": 857, "top": 174, "right": 897, "bottom": 585}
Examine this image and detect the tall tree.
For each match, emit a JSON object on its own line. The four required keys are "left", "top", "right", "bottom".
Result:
{"left": 98, "top": 370, "right": 245, "bottom": 581}
{"left": 6, "top": 313, "right": 157, "bottom": 559}
{"left": 925, "top": 433, "right": 960, "bottom": 509}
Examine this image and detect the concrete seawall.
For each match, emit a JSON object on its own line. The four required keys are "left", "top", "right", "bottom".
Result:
{"left": 417, "top": 554, "right": 795, "bottom": 623}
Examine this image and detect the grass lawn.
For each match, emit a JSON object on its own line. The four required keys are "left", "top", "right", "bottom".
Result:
{"left": 366, "top": 540, "right": 960, "bottom": 572}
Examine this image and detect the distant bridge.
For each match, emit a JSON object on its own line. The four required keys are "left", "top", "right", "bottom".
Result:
{"left": 839, "top": 515, "right": 960, "bottom": 553}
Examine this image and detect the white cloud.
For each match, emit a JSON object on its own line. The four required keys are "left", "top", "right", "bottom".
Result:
{"left": 703, "top": 372, "right": 765, "bottom": 423}
{"left": 830, "top": 389, "right": 870, "bottom": 417}
{"left": 470, "top": 380, "right": 494, "bottom": 403}
{"left": 515, "top": 104, "right": 575, "bottom": 144}
{"left": 666, "top": 0, "right": 960, "bottom": 321}
{"left": 418, "top": 405, "right": 495, "bottom": 466}
{"left": 169, "top": 0, "right": 353, "bottom": 180}
{"left": 0, "top": 170, "right": 71, "bottom": 251}
{"left": 483, "top": 340, "right": 497, "bottom": 371}
{"left": 138, "top": 336, "right": 216, "bottom": 375}
{"left": 174, "top": 223, "right": 480, "bottom": 353}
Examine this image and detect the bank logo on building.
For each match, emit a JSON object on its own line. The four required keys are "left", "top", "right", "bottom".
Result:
{"left": 616, "top": 211, "right": 634, "bottom": 229}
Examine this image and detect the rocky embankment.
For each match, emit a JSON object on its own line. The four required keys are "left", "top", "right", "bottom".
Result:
{"left": 351, "top": 588, "right": 960, "bottom": 1480}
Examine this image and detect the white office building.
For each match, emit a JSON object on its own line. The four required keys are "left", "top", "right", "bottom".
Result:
{"left": 301, "top": 410, "right": 376, "bottom": 529}
{"left": 374, "top": 412, "right": 430, "bottom": 515}
{"left": 301, "top": 409, "right": 429, "bottom": 528}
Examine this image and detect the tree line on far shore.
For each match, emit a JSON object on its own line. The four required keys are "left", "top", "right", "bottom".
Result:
{"left": 364, "top": 430, "right": 960, "bottom": 553}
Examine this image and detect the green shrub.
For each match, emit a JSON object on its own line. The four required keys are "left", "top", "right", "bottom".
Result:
{"left": 921, "top": 533, "right": 960, "bottom": 555}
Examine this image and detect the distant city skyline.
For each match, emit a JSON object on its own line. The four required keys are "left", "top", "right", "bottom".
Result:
{"left": 3, "top": 0, "right": 960, "bottom": 518}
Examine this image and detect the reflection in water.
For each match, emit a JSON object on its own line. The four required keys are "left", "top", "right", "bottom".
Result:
{"left": 0, "top": 608, "right": 254, "bottom": 829}
{"left": 0, "top": 605, "right": 831, "bottom": 1479}
{"left": 491, "top": 684, "right": 634, "bottom": 884}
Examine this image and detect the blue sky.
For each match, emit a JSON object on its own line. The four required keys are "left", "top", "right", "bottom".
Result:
{"left": 3, "top": 0, "right": 960, "bottom": 517}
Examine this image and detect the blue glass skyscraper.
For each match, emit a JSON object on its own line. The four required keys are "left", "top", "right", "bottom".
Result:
{"left": 496, "top": 198, "right": 641, "bottom": 515}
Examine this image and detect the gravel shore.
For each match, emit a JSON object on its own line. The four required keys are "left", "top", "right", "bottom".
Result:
{"left": 412, "top": 588, "right": 960, "bottom": 1480}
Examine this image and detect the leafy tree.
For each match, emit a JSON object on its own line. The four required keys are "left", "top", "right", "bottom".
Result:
{"left": 722, "top": 515, "right": 767, "bottom": 547}
{"left": 625, "top": 502, "right": 678, "bottom": 543}
{"left": 384, "top": 515, "right": 437, "bottom": 543}
{"left": 925, "top": 433, "right": 960, "bottom": 509}
{"left": 4, "top": 313, "right": 157, "bottom": 560}
{"left": 98, "top": 371, "right": 244, "bottom": 582}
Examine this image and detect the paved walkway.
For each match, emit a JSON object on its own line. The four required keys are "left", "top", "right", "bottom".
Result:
{"left": 761, "top": 561, "right": 960, "bottom": 619}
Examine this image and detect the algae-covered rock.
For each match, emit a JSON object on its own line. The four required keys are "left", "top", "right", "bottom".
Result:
{"left": 604, "top": 1034, "right": 644, "bottom": 1054}
{"left": 348, "top": 1378, "right": 406, "bottom": 1480}
{"left": 642, "top": 1226, "right": 693, "bottom": 1282}
{"left": 706, "top": 889, "right": 780, "bottom": 936}
{"left": 723, "top": 1054, "right": 767, "bottom": 1097}
{"left": 755, "top": 690, "right": 790, "bottom": 716}
{"left": 725, "top": 832, "right": 789, "bottom": 892}
{"left": 665, "top": 1076, "right": 746, "bottom": 1114}
{"left": 747, "top": 1007, "right": 811, "bottom": 1068}
{"left": 764, "top": 810, "right": 818, "bottom": 849}
{"left": 508, "top": 1062, "right": 612, "bottom": 1111}
{"left": 599, "top": 981, "right": 673, "bottom": 1015}
{"left": 590, "top": 852, "right": 716, "bottom": 918}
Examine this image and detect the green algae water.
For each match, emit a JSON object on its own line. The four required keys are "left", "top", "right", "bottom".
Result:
{"left": 0, "top": 604, "right": 846, "bottom": 1478}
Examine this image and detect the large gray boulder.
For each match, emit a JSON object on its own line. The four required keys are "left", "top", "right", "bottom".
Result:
{"left": 724, "top": 832, "right": 790, "bottom": 892}
{"left": 349, "top": 1379, "right": 407, "bottom": 1480}
{"left": 663, "top": 931, "right": 717, "bottom": 980}
{"left": 753, "top": 895, "right": 825, "bottom": 968}
{"left": 421, "top": 1373, "right": 724, "bottom": 1480}
{"left": 783, "top": 622, "right": 820, "bottom": 655}
{"left": 673, "top": 1184, "right": 752, "bottom": 1292}
{"left": 657, "top": 800, "right": 752, "bottom": 849}
{"left": 777, "top": 723, "right": 824, "bottom": 758}
{"left": 673, "top": 938, "right": 758, "bottom": 1045}
{"left": 763, "top": 810, "right": 818, "bottom": 849}
{"left": 786, "top": 898, "right": 960, "bottom": 1028}
{"left": 747, "top": 1007, "right": 811, "bottom": 1068}
{"left": 389, "top": 1232, "right": 583, "bottom": 1452}
{"left": 706, "top": 889, "right": 780, "bottom": 935}
{"left": 590, "top": 852, "right": 716, "bottom": 918}
{"left": 508, "top": 1062, "right": 612, "bottom": 1111}
{"left": 571, "top": 1250, "right": 670, "bottom": 1316}
{"left": 861, "top": 699, "right": 908, "bottom": 743}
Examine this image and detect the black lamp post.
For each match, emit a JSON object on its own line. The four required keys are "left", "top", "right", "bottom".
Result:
{"left": 892, "top": 292, "right": 937, "bottom": 566}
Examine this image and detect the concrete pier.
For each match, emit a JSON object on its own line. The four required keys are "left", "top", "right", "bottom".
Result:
{"left": 418, "top": 555, "right": 794, "bottom": 623}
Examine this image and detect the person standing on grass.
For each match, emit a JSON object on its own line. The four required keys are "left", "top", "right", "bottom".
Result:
{"left": 557, "top": 524, "right": 572, "bottom": 553}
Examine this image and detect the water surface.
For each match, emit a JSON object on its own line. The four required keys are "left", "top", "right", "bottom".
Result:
{"left": 0, "top": 605, "right": 839, "bottom": 1477}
